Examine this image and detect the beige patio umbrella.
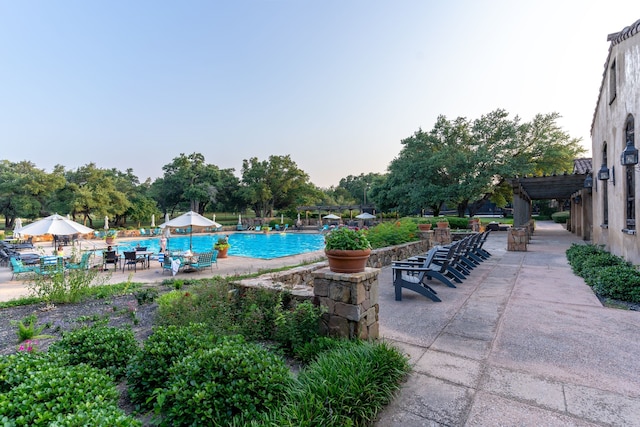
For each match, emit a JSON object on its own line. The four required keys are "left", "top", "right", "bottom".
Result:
{"left": 160, "top": 211, "right": 222, "bottom": 251}
{"left": 17, "top": 214, "right": 94, "bottom": 236}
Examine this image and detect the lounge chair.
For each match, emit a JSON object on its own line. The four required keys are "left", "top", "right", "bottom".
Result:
{"left": 9, "top": 257, "right": 38, "bottom": 280}
{"left": 140, "top": 229, "right": 147, "bottom": 236}
{"left": 392, "top": 248, "right": 458, "bottom": 302}
{"left": 66, "top": 252, "right": 92, "bottom": 271}
{"left": 38, "top": 256, "right": 65, "bottom": 276}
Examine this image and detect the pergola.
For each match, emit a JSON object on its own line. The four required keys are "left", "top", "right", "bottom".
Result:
{"left": 510, "top": 172, "right": 590, "bottom": 227}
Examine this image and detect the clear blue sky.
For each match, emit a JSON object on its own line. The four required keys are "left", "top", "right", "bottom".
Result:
{"left": 1, "top": 1, "right": 638, "bottom": 187}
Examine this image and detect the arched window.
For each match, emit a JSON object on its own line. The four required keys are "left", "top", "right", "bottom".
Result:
{"left": 624, "top": 115, "right": 636, "bottom": 231}
{"left": 602, "top": 143, "right": 608, "bottom": 225}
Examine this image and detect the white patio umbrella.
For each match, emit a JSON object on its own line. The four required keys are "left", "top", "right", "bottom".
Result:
{"left": 165, "top": 213, "right": 170, "bottom": 223}
{"left": 17, "top": 213, "right": 94, "bottom": 236}
{"left": 151, "top": 214, "right": 156, "bottom": 228}
{"left": 238, "top": 214, "right": 242, "bottom": 225}
{"left": 280, "top": 214, "right": 284, "bottom": 224}
{"left": 13, "top": 218, "right": 23, "bottom": 238}
{"left": 323, "top": 214, "right": 341, "bottom": 220}
{"left": 104, "top": 216, "right": 109, "bottom": 231}
{"left": 355, "top": 212, "right": 376, "bottom": 219}
{"left": 160, "top": 210, "right": 222, "bottom": 251}
{"left": 212, "top": 214, "right": 216, "bottom": 222}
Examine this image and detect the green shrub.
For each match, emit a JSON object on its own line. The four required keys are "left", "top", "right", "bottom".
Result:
{"left": 325, "top": 227, "right": 372, "bottom": 250}
{"left": 447, "top": 217, "right": 470, "bottom": 230}
{"left": 551, "top": 211, "right": 570, "bottom": 223}
{"left": 26, "top": 267, "right": 108, "bottom": 304}
{"left": 278, "top": 340, "right": 410, "bottom": 425}
{"left": 49, "top": 325, "right": 138, "bottom": 379}
{"left": 566, "top": 244, "right": 640, "bottom": 303}
{"left": 48, "top": 408, "right": 142, "bottom": 427}
{"left": 234, "top": 288, "right": 286, "bottom": 341}
{"left": 126, "top": 323, "right": 223, "bottom": 410}
{"left": 155, "top": 338, "right": 292, "bottom": 426}
{"left": 365, "top": 219, "right": 419, "bottom": 249}
{"left": 293, "top": 336, "right": 363, "bottom": 364}
{"left": 0, "top": 355, "right": 130, "bottom": 426}
{"left": 0, "top": 351, "right": 69, "bottom": 393}
{"left": 591, "top": 265, "right": 640, "bottom": 302}
{"left": 274, "top": 300, "right": 326, "bottom": 356}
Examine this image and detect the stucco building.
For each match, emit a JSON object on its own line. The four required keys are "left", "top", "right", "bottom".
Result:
{"left": 591, "top": 18, "right": 640, "bottom": 263}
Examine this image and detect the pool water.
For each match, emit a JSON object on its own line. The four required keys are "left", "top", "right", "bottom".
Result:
{"left": 114, "top": 233, "right": 326, "bottom": 260}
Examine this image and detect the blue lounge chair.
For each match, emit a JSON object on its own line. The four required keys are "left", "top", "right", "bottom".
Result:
{"left": 140, "top": 229, "right": 147, "bottom": 236}
{"left": 9, "top": 257, "right": 38, "bottom": 280}
{"left": 38, "top": 256, "right": 65, "bottom": 276}
{"left": 190, "top": 251, "right": 217, "bottom": 273}
{"left": 66, "top": 252, "right": 92, "bottom": 271}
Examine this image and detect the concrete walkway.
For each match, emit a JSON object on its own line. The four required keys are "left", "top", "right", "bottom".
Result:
{"left": 376, "top": 221, "right": 640, "bottom": 426}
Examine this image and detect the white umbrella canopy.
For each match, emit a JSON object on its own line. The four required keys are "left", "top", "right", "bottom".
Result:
{"left": 355, "top": 212, "right": 376, "bottom": 219}
{"left": 159, "top": 211, "right": 222, "bottom": 250}
{"left": 104, "top": 216, "right": 109, "bottom": 231}
{"left": 13, "top": 218, "right": 23, "bottom": 238}
{"left": 151, "top": 214, "right": 156, "bottom": 227}
{"left": 17, "top": 214, "right": 94, "bottom": 236}
{"left": 323, "top": 214, "right": 341, "bottom": 220}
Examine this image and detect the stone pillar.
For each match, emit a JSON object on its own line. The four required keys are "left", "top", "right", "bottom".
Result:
{"left": 433, "top": 227, "right": 451, "bottom": 245}
{"left": 507, "top": 228, "right": 527, "bottom": 251}
{"left": 312, "top": 267, "right": 380, "bottom": 339}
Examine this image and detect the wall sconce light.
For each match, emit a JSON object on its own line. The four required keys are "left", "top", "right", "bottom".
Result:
{"left": 584, "top": 173, "right": 593, "bottom": 188}
{"left": 574, "top": 195, "right": 582, "bottom": 204}
{"left": 621, "top": 140, "right": 638, "bottom": 165}
{"left": 597, "top": 164, "right": 610, "bottom": 181}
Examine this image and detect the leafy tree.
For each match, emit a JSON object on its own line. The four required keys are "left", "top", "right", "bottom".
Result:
{"left": 151, "top": 153, "right": 223, "bottom": 215}
{"left": 0, "top": 160, "right": 65, "bottom": 227}
{"left": 64, "top": 163, "right": 130, "bottom": 227}
{"left": 385, "top": 109, "right": 584, "bottom": 217}
{"left": 240, "top": 155, "right": 312, "bottom": 218}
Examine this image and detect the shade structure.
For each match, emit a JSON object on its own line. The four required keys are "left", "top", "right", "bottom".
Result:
{"left": 17, "top": 214, "right": 94, "bottom": 236}
{"left": 238, "top": 214, "right": 242, "bottom": 225}
{"left": 104, "top": 216, "right": 109, "bottom": 231}
{"left": 323, "top": 214, "right": 341, "bottom": 220}
{"left": 13, "top": 218, "right": 23, "bottom": 238}
{"left": 151, "top": 214, "right": 155, "bottom": 227}
{"left": 355, "top": 212, "right": 376, "bottom": 219}
{"left": 159, "top": 210, "right": 222, "bottom": 250}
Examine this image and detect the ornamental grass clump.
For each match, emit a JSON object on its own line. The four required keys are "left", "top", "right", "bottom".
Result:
{"left": 324, "top": 227, "right": 371, "bottom": 251}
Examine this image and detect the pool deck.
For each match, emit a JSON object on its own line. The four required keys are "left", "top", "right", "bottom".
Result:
{"left": 0, "top": 232, "right": 326, "bottom": 302}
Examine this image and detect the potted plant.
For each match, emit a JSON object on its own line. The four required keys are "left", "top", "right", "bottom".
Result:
{"left": 436, "top": 218, "right": 449, "bottom": 229}
{"left": 104, "top": 230, "right": 117, "bottom": 244}
{"left": 214, "top": 236, "right": 230, "bottom": 258}
{"left": 324, "top": 227, "right": 372, "bottom": 273}
{"left": 417, "top": 219, "right": 432, "bottom": 231}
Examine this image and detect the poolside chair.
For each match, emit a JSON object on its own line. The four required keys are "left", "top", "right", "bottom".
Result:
{"left": 392, "top": 248, "right": 457, "bottom": 302}
{"left": 161, "top": 254, "right": 175, "bottom": 275}
{"left": 255, "top": 226, "right": 261, "bottom": 231}
{"left": 66, "top": 252, "right": 92, "bottom": 271}
{"left": 122, "top": 251, "right": 145, "bottom": 272}
{"left": 9, "top": 257, "right": 38, "bottom": 280}
{"left": 191, "top": 251, "right": 218, "bottom": 272}
{"left": 38, "top": 256, "right": 65, "bottom": 276}
{"left": 140, "top": 229, "right": 147, "bottom": 236}
{"left": 103, "top": 250, "right": 119, "bottom": 271}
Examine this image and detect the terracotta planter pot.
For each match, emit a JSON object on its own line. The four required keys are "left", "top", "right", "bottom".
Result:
{"left": 325, "top": 248, "right": 372, "bottom": 273}
{"left": 216, "top": 247, "right": 229, "bottom": 258}
{"left": 418, "top": 224, "right": 432, "bottom": 231}
{"left": 105, "top": 237, "right": 115, "bottom": 245}
{"left": 436, "top": 221, "right": 449, "bottom": 229}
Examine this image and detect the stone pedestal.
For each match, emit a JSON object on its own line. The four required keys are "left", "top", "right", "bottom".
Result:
{"left": 507, "top": 228, "right": 527, "bottom": 251}
{"left": 433, "top": 227, "right": 452, "bottom": 245}
{"left": 312, "top": 267, "right": 380, "bottom": 339}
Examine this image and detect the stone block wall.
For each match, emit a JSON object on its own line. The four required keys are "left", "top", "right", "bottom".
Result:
{"left": 312, "top": 267, "right": 380, "bottom": 339}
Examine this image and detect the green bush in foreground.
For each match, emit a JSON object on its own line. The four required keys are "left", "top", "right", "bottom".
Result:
{"left": 126, "top": 324, "right": 229, "bottom": 410}
{"left": 154, "top": 338, "right": 292, "bottom": 426}
{"left": 50, "top": 324, "right": 138, "bottom": 379}
{"left": 0, "top": 352, "right": 138, "bottom": 426}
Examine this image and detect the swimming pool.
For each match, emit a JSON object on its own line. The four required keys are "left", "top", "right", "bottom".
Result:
{"left": 113, "top": 233, "right": 326, "bottom": 260}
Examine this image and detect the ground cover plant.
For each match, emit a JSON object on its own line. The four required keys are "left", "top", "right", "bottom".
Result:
{"left": 566, "top": 243, "right": 640, "bottom": 303}
{"left": 0, "top": 274, "right": 410, "bottom": 425}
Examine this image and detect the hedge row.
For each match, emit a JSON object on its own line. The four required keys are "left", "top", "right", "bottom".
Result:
{"left": 566, "top": 244, "right": 640, "bottom": 302}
